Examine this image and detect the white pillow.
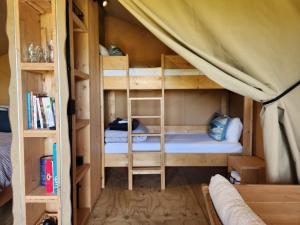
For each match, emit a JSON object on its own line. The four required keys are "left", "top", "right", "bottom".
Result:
{"left": 99, "top": 44, "right": 109, "bottom": 56}
{"left": 209, "top": 174, "right": 266, "bottom": 225}
{"left": 226, "top": 118, "right": 243, "bottom": 143}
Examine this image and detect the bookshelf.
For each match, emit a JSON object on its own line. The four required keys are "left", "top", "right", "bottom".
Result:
{"left": 67, "top": 0, "right": 101, "bottom": 224}
{"left": 14, "top": 0, "right": 62, "bottom": 224}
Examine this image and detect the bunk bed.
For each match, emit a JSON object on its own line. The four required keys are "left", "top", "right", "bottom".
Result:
{"left": 100, "top": 54, "right": 253, "bottom": 189}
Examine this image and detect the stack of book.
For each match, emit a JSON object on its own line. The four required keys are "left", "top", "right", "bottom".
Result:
{"left": 41, "top": 143, "right": 58, "bottom": 194}
{"left": 26, "top": 91, "right": 56, "bottom": 129}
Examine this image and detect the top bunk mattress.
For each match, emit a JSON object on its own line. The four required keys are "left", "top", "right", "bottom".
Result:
{"left": 103, "top": 68, "right": 202, "bottom": 76}
{"left": 105, "top": 133, "right": 243, "bottom": 154}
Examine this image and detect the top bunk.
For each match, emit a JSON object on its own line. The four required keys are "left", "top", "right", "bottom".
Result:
{"left": 100, "top": 54, "right": 223, "bottom": 90}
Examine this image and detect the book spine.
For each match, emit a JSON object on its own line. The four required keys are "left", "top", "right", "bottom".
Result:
{"left": 37, "top": 97, "right": 44, "bottom": 129}
{"left": 51, "top": 97, "right": 56, "bottom": 127}
{"left": 40, "top": 97, "right": 47, "bottom": 128}
{"left": 30, "top": 92, "right": 34, "bottom": 128}
{"left": 44, "top": 97, "right": 55, "bottom": 128}
{"left": 27, "top": 91, "right": 31, "bottom": 129}
{"left": 33, "top": 95, "right": 38, "bottom": 129}
{"left": 45, "top": 158, "right": 54, "bottom": 193}
{"left": 53, "top": 143, "right": 58, "bottom": 194}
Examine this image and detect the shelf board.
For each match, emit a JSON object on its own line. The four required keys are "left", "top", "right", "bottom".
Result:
{"left": 21, "top": 63, "right": 54, "bottom": 71}
{"left": 76, "top": 164, "right": 90, "bottom": 184}
{"left": 77, "top": 207, "right": 90, "bottom": 225}
{"left": 23, "top": 129, "right": 56, "bottom": 138}
{"left": 25, "top": 186, "right": 58, "bottom": 203}
{"left": 21, "top": 0, "right": 52, "bottom": 14}
{"left": 76, "top": 119, "right": 90, "bottom": 130}
{"left": 75, "top": 69, "right": 89, "bottom": 81}
{"left": 73, "top": 12, "right": 87, "bottom": 32}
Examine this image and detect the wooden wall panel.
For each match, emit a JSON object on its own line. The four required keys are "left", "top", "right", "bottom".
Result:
{"left": 104, "top": 90, "right": 228, "bottom": 127}
{"left": 253, "top": 101, "right": 265, "bottom": 159}
{"left": 105, "top": 15, "right": 174, "bottom": 67}
{"left": 0, "top": 54, "right": 10, "bottom": 105}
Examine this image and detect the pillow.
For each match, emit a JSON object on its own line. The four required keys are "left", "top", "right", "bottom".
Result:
{"left": 208, "top": 114, "right": 230, "bottom": 141}
{"left": 108, "top": 44, "right": 124, "bottom": 56}
{"left": 226, "top": 118, "right": 243, "bottom": 143}
{"left": 99, "top": 44, "right": 109, "bottom": 56}
{"left": 0, "top": 107, "right": 11, "bottom": 132}
{"left": 209, "top": 174, "right": 266, "bottom": 225}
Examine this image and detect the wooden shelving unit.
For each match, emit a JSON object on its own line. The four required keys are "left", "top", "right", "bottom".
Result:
{"left": 13, "top": 0, "right": 63, "bottom": 224}
{"left": 67, "top": 0, "right": 101, "bottom": 224}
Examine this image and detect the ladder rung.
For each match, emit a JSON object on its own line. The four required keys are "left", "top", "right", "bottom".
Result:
{"left": 131, "top": 115, "right": 161, "bottom": 119}
{"left": 129, "top": 97, "right": 162, "bottom": 101}
{"left": 131, "top": 133, "right": 161, "bottom": 137}
{"left": 132, "top": 167, "right": 162, "bottom": 175}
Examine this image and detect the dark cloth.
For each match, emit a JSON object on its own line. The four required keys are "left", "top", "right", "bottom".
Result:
{"left": 109, "top": 118, "right": 139, "bottom": 131}
{"left": 0, "top": 110, "right": 11, "bottom": 133}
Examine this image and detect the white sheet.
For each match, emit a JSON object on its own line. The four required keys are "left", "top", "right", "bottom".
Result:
{"left": 103, "top": 68, "right": 202, "bottom": 76}
{"left": 105, "top": 133, "right": 243, "bottom": 154}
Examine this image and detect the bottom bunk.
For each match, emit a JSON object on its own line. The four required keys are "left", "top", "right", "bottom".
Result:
{"left": 105, "top": 132, "right": 243, "bottom": 167}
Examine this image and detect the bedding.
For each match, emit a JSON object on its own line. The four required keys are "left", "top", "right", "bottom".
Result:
{"left": 105, "top": 132, "right": 243, "bottom": 153}
{"left": 0, "top": 132, "right": 12, "bottom": 192}
{"left": 105, "top": 123, "right": 148, "bottom": 143}
{"left": 103, "top": 68, "right": 202, "bottom": 76}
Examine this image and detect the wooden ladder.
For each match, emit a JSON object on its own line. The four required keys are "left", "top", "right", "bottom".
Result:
{"left": 127, "top": 64, "right": 165, "bottom": 190}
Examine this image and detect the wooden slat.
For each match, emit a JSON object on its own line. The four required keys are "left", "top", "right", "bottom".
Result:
{"left": 132, "top": 167, "right": 162, "bottom": 175}
{"left": 130, "top": 97, "right": 162, "bottom": 101}
{"left": 76, "top": 119, "right": 89, "bottom": 130}
{"left": 102, "top": 55, "right": 128, "bottom": 70}
{"left": 21, "top": 0, "right": 52, "bottom": 14}
{"left": 25, "top": 186, "right": 58, "bottom": 203}
{"left": 242, "top": 97, "right": 253, "bottom": 155}
{"left": 72, "top": 12, "right": 87, "bottom": 32}
{"left": 131, "top": 133, "right": 161, "bottom": 137}
{"left": 75, "top": 69, "right": 89, "bottom": 80}
{"left": 23, "top": 129, "right": 56, "bottom": 138}
{"left": 77, "top": 207, "right": 90, "bottom": 225}
{"left": 20, "top": 63, "right": 54, "bottom": 71}
{"left": 131, "top": 115, "right": 161, "bottom": 119}
{"left": 165, "top": 76, "right": 223, "bottom": 89}
{"left": 76, "top": 164, "right": 90, "bottom": 184}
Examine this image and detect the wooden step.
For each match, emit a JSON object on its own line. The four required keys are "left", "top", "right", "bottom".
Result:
{"left": 76, "top": 164, "right": 90, "bottom": 184}
{"left": 129, "top": 97, "right": 162, "bottom": 101}
{"left": 131, "top": 115, "right": 161, "bottom": 119}
{"left": 131, "top": 133, "right": 161, "bottom": 137}
{"left": 132, "top": 167, "right": 162, "bottom": 175}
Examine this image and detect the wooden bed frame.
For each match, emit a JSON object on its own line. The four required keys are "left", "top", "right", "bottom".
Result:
{"left": 0, "top": 186, "right": 12, "bottom": 207}
{"left": 100, "top": 54, "right": 253, "bottom": 188}
{"left": 202, "top": 184, "right": 300, "bottom": 225}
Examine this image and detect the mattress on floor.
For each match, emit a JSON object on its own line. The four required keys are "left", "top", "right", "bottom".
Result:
{"left": 103, "top": 68, "right": 202, "bottom": 76}
{"left": 0, "top": 132, "right": 12, "bottom": 192}
{"left": 105, "top": 133, "right": 243, "bottom": 154}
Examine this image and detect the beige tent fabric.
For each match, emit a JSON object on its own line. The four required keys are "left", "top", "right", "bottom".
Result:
{"left": 119, "top": 0, "right": 300, "bottom": 183}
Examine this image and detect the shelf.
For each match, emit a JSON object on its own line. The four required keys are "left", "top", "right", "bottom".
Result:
{"left": 76, "top": 119, "right": 90, "bottom": 130}
{"left": 132, "top": 167, "right": 162, "bottom": 175}
{"left": 23, "top": 129, "right": 56, "bottom": 138}
{"left": 20, "top": 63, "right": 55, "bottom": 72}
{"left": 25, "top": 186, "right": 58, "bottom": 203}
{"left": 77, "top": 207, "right": 90, "bottom": 225}
{"left": 76, "top": 164, "right": 90, "bottom": 184}
{"left": 131, "top": 115, "right": 161, "bottom": 119}
{"left": 73, "top": 12, "right": 87, "bottom": 33}
{"left": 21, "top": 0, "right": 52, "bottom": 14}
{"left": 75, "top": 69, "right": 89, "bottom": 81}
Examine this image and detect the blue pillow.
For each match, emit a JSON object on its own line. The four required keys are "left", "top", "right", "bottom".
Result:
{"left": 0, "top": 108, "right": 11, "bottom": 133}
{"left": 208, "top": 114, "right": 230, "bottom": 141}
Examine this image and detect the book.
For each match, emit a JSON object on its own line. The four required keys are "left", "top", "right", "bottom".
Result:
{"left": 52, "top": 143, "right": 58, "bottom": 194}
{"left": 27, "top": 92, "right": 31, "bottom": 129}
{"left": 36, "top": 97, "right": 43, "bottom": 128}
{"left": 43, "top": 97, "right": 55, "bottom": 128}
{"left": 33, "top": 95, "right": 38, "bottom": 129}
{"left": 45, "top": 158, "right": 54, "bottom": 193}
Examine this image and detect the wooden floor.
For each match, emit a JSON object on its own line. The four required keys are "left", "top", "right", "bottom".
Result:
{"left": 88, "top": 167, "right": 227, "bottom": 225}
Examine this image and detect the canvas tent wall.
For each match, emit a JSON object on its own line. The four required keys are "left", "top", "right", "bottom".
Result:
{"left": 119, "top": 0, "right": 300, "bottom": 184}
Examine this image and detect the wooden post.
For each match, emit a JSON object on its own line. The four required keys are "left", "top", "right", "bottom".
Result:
{"left": 242, "top": 97, "right": 253, "bottom": 156}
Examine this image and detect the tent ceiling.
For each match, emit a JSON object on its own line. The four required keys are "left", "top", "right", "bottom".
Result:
{"left": 0, "top": 1, "right": 8, "bottom": 56}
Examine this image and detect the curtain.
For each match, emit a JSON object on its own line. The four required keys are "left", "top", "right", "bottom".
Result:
{"left": 119, "top": 0, "right": 300, "bottom": 183}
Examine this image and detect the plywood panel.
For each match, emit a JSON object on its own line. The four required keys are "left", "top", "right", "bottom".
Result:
{"left": 105, "top": 15, "right": 174, "bottom": 67}
{"left": 0, "top": 54, "right": 10, "bottom": 105}
{"left": 253, "top": 102, "right": 264, "bottom": 159}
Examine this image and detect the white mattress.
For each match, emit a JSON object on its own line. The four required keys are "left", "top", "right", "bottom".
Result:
{"left": 103, "top": 68, "right": 202, "bottom": 76}
{"left": 105, "top": 133, "right": 243, "bottom": 154}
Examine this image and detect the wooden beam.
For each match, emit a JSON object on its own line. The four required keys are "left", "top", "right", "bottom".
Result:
{"left": 242, "top": 97, "right": 253, "bottom": 155}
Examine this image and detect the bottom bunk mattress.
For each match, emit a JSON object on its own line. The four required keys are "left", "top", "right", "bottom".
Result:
{"left": 0, "top": 132, "right": 12, "bottom": 192}
{"left": 105, "top": 133, "right": 243, "bottom": 154}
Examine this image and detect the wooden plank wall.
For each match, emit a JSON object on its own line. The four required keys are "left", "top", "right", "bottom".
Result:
{"left": 0, "top": 54, "right": 10, "bottom": 105}
{"left": 104, "top": 90, "right": 229, "bottom": 127}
